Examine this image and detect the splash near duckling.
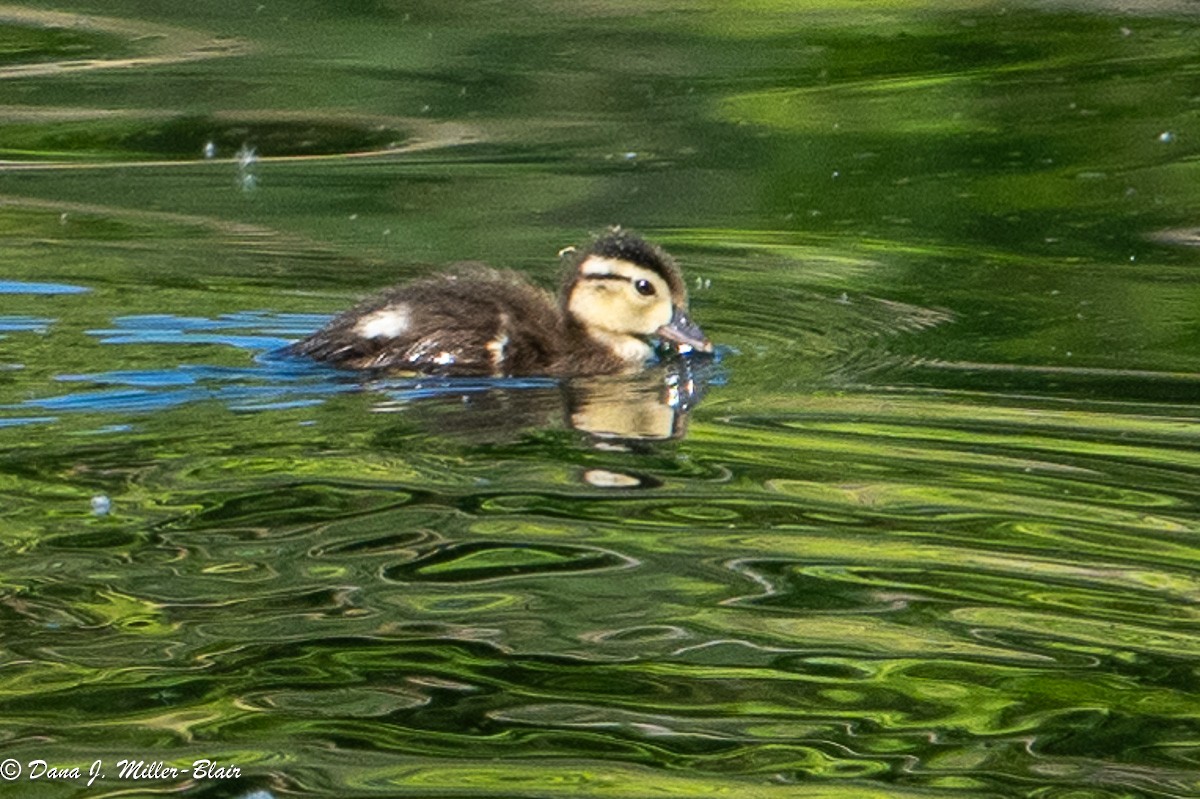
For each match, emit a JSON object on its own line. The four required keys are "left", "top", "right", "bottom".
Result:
{"left": 286, "top": 229, "right": 712, "bottom": 377}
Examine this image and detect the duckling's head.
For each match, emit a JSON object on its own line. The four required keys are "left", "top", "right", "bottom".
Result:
{"left": 563, "top": 229, "right": 712, "bottom": 366}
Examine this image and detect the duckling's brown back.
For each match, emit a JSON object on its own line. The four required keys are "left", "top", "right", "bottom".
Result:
{"left": 287, "top": 266, "right": 571, "bottom": 376}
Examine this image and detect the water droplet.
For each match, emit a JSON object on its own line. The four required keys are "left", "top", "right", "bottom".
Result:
{"left": 236, "top": 144, "right": 258, "bottom": 191}
{"left": 237, "top": 144, "right": 257, "bottom": 168}
{"left": 91, "top": 495, "right": 111, "bottom": 516}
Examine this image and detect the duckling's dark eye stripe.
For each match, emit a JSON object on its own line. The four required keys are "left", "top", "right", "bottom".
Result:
{"left": 583, "top": 274, "right": 633, "bottom": 284}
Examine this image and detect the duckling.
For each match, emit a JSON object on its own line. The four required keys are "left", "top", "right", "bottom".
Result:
{"left": 286, "top": 229, "right": 712, "bottom": 377}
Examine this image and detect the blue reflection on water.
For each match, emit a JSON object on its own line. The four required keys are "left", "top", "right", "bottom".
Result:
{"left": 0, "top": 312, "right": 341, "bottom": 423}
{"left": 0, "top": 416, "right": 57, "bottom": 427}
{"left": 3, "top": 312, "right": 725, "bottom": 425}
{"left": 0, "top": 316, "right": 54, "bottom": 335}
{"left": 0, "top": 281, "right": 90, "bottom": 295}
{"left": 88, "top": 311, "right": 330, "bottom": 350}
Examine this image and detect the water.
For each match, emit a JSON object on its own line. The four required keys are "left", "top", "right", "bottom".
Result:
{"left": 1, "top": 2, "right": 1198, "bottom": 797}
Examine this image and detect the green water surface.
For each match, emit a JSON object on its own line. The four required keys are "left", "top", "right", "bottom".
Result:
{"left": 0, "top": 1, "right": 1198, "bottom": 798}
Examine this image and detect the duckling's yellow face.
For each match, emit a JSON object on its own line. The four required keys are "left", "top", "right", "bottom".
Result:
{"left": 566, "top": 255, "right": 677, "bottom": 343}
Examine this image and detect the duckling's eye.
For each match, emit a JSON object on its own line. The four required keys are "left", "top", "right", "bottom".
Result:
{"left": 634, "top": 279, "right": 656, "bottom": 297}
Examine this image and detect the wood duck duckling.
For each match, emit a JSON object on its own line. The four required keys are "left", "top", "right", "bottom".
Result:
{"left": 286, "top": 229, "right": 712, "bottom": 377}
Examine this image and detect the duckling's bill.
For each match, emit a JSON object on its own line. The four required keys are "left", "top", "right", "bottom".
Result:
{"left": 656, "top": 306, "right": 712, "bottom": 355}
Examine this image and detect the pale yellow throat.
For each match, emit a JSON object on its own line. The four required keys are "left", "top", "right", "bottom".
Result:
{"left": 585, "top": 328, "right": 655, "bottom": 366}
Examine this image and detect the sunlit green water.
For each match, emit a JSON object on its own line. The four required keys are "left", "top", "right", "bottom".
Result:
{"left": 0, "top": 2, "right": 1198, "bottom": 798}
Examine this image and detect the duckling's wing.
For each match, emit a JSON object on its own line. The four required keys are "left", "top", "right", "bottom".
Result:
{"left": 358, "top": 325, "right": 505, "bottom": 375}
{"left": 289, "top": 270, "right": 563, "bottom": 376}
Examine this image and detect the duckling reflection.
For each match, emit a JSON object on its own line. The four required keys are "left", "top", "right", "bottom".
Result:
{"left": 367, "top": 357, "right": 713, "bottom": 443}
{"left": 564, "top": 357, "right": 708, "bottom": 441}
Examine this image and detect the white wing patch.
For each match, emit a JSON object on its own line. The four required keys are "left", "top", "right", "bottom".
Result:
{"left": 487, "top": 333, "right": 509, "bottom": 369}
{"left": 355, "top": 305, "right": 411, "bottom": 339}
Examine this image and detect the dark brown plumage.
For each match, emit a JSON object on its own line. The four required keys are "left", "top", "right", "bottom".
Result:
{"left": 286, "top": 229, "right": 710, "bottom": 377}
